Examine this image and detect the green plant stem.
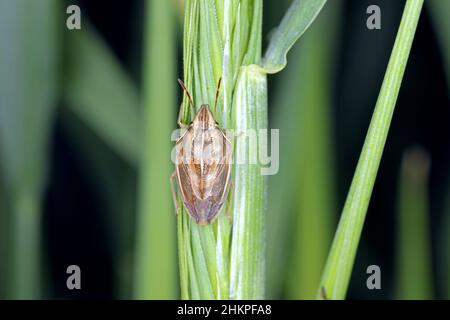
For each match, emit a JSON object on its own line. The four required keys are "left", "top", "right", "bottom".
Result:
{"left": 317, "top": 0, "right": 424, "bottom": 300}
{"left": 134, "top": 0, "right": 176, "bottom": 299}
{"left": 229, "top": 65, "right": 267, "bottom": 299}
{"left": 261, "top": 0, "right": 330, "bottom": 299}
{"left": 394, "top": 147, "right": 433, "bottom": 299}
{"left": 282, "top": 1, "right": 340, "bottom": 299}
{"left": 178, "top": 0, "right": 265, "bottom": 300}
{"left": 428, "top": 0, "right": 450, "bottom": 93}
{"left": 12, "top": 194, "right": 41, "bottom": 299}
{"left": 0, "top": 0, "right": 60, "bottom": 299}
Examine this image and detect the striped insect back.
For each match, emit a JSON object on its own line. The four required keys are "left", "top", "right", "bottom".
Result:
{"left": 171, "top": 80, "right": 232, "bottom": 224}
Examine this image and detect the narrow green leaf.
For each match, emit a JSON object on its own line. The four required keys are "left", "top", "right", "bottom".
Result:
{"left": 318, "top": 0, "right": 424, "bottom": 300}
{"left": 190, "top": 225, "right": 216, "bottom": 299}
{"left": 262, "top": 0, "right": 327, "bottom": 73}
{"left": 62, "top": 25, "right": 141, "bottom": 167}
{"left": 0, "top": 0, "right": 60, "bottom": 299}
{"left": 133, "top": 0, "right": 177, "bottom": 299}
{"left": 428, "top": 0, "right": 450, "bottom": 92}
{"left": 229, "top": 65, "right": 267, "bottom": 299}
{"left": 61, "top": 27, "right": 141, "bottom": 296}
{"left": 177, "top": 210, "right": 190, "bottom": 299}
{"left": 266, "top": 0, "right": 340, "bottom": 299}
{"left": 394, "top": 147, "right": 433, "bottom": 299}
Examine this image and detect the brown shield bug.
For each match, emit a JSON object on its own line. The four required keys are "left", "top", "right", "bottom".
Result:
{"left": 170, "top": 78, "right": 233, "bottom": 224}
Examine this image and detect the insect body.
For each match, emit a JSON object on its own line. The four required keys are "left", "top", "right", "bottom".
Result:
{"left": 171, "top": 79, "right": 232, "bottom": 224}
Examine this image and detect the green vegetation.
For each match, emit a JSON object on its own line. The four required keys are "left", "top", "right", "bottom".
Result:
{"left": 0, "top": 0, "right": 447, "bottom": 301}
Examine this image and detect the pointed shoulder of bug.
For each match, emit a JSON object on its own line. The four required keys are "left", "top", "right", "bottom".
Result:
{"left": 192, "top": 104, "right": 219, "bottom": 129}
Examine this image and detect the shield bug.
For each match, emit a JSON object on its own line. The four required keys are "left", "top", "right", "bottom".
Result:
{"left": 170, "top": 78, "right": 232, "bottom": 225}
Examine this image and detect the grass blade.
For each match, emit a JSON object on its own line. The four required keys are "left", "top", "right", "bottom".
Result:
{"left": 317, "top": 0, "right": 424, "bottom": 300}
{"left": 133, "top": 0, "right": 177, "bottom": 299}
{"left": 62, "top": 20, "right": 141, "bottom": 299}
{"left": 0, "top": 0, "right": 60, "bottom": 299}
{"left": 262, "top": 0, "right": 327, "bottom": 73}
{"left": 428, "top": 0, "right": 450, "bottom": 93}
{"left": 269, "top": 1, "right": 340, "bottom": 299}
{"left": 62, "top": 25, "right": 141, "bottom": 168}
{"left": 394, "top": 147, "right": 433, "bottom": 299}
{"left": 229, "top": 64, "right": 267, "bottom": 299}
{"left": 265, "top": 0, "right": 337, "bottom": 299}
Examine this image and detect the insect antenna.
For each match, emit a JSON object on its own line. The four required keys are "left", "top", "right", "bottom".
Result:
{"left": 213, "top": 77, "right": 222, "bottom": 114}
{"left": 177, "top": 78, "right": 195, "bottom": 122}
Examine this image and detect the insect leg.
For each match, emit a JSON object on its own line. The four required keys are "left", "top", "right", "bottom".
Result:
{"left": 170, "top": 170, "right": 180, "bottom": 215}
